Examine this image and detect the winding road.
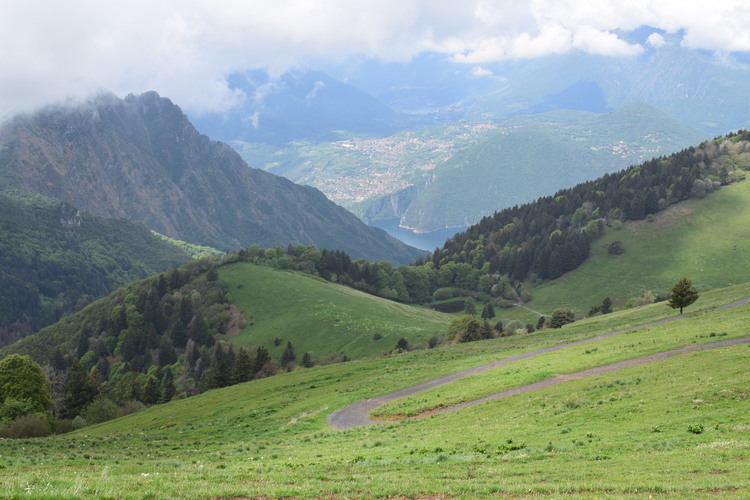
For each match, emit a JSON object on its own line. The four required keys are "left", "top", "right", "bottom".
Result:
{"left": 328, "top": 298, "right": 750, "bottom": 430}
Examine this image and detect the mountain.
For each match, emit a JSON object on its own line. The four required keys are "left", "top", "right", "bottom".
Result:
{"left": 0, "top": 192, "right": 192, "bottom": 347}
{"left": 465, "top": 41, "right": 750, "bottom": 133}
{"left": 0, "top": 91, "right": 423, "bottom": 264}
{"left": 192, "top": 68, "right": 451, "bottom": 147}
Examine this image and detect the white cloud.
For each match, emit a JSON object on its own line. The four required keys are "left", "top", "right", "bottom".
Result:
{"left": 647, "top": 33, "right": 666, "bottom": 48}
{"left": 572, "top": 26, "right": 644, "bottom": 56}
{"left": 1, "top": 0, "right": 749, "bottom": 117}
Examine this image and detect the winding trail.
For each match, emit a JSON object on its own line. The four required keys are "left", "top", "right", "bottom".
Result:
{"left": 328, "top": 298, "right": 750, "bottom": 430}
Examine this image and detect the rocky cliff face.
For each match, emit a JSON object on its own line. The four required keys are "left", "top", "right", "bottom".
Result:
{"left": 0, "top": 92, "right": 422, "bottom": 264}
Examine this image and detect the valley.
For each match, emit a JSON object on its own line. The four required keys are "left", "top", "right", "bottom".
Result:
{"left": 5, "top": 7, "right": 750, "bottom": 499}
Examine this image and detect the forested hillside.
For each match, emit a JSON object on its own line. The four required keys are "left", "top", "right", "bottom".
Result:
{"left": 0, "top": 193, "right": 191, "bottom": 348}
{"left": 430, "top": 131, "right": 750, "bottom": 281}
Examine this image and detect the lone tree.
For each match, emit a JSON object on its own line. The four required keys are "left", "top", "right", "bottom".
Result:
{"left": 0, "top": 355, "right": 53, "bottom": 422}
{"left": 668, "top": 277, "right": 699, "bottom": 314}
{"left": 547, "top": 309, "right": 576, "bottom": 329}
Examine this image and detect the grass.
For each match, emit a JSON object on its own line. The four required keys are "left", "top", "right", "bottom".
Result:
{"left": 219, "top": 263, "right": 453, "bottom": 361}
{"left": 1, "top": 282, "right": 749, "bottom": 498}
{"left": 527, "top": 179, "right": 750, "bottom": 314}
{"left": 374, "top": 285, "right": 750, "bottom": 418}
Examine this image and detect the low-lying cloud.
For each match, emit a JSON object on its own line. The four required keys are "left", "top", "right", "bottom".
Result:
{"left": 1, "top": 0, "right": 749, "bottom": 118}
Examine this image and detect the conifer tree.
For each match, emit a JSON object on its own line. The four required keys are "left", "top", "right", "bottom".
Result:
{"left": 668, "top": 278, "right": 699, "bottom": 314}
{"left": 281, "top": 341, "right": 296, "bottom": 366}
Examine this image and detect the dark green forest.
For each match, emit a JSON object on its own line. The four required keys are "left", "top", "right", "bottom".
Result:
{"left": 0, "top": 193, "right": 191, "bottom": 348}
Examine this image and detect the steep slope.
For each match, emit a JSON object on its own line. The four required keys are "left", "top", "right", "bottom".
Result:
{"left": 0, "top": 92, "right": 423, "bottom": 264}
{"left": 0, "top": 192, "right": 191, "bottom": 347}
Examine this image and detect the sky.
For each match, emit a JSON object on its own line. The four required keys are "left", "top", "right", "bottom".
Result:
{"left": 2, "top": 0, "right": 750, "bottom": 119}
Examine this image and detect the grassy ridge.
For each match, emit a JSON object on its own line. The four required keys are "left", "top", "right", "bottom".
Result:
{"left": 220, "top": 263, "right": 453, "bottom": 361}
{"left": 526, "top": 179, "right": 750, "bottom": 314}
{"left": 1, "top": 283, "right": 748, "bottom": 498}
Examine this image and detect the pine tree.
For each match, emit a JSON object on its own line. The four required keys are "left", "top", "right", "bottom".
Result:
{"left": 65, "top": 359, "right": 98, "bottom": 417}
{"left": 142, "top": 375, "right": 160, "bottom": 405}
{"left": 252, "top": 347, "right": 271, "bottom": 376}
{"left": 232, "top": 349, "right": 253, "bottom": 383}
{"left": 481, "top": 303, "right": 496, "bottom": 320}
{"left": 281, "top": 341, "right": 296, "bottom": 366}
{"left": 159, "top": 368, "right": 176, "bottom": 403}
{"left": 668, "top": 278, "right": 699, "bottom": 314}
{"left": 301, "top": 352, "right": 314, "bottom": 368}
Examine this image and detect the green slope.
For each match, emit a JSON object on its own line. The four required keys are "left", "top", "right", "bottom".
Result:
{"left": 525, "top": 178, "right": 750, "bottom": 314}
{"left": 220, "top": 263, "right": 452, "bottom": 361}
{"left": 2, "top": 283, "right": 748, "bottom": 498}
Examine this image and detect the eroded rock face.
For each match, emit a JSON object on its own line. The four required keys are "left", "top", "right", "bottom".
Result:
{"left": 57, "top": 203, "right": 81, "bottom": 228}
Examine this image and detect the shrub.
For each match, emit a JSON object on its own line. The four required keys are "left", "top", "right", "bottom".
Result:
{"left": 607, "top": 241, "right": 624, "bottom": 255}
{"left": 547, "top": 309, "right": 576, "bottom": 328}
{"left": 0, "top": 413, "right": 52, "bottom": 439}
{"left": 687, "top": 424, "right": 704, "bottom": 435}
{"left": 72, "top": 415, "right": 88, "bottom": 430}
{"left": 81, "top": 397, "right": 118, "bottom": 425}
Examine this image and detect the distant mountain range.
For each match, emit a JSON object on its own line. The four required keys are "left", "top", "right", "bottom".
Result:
{"left": 199, "top": 41, "right": 748, "bottom": 234}
{"left": 0, "top": 92, "right": 423, "bottom": 264}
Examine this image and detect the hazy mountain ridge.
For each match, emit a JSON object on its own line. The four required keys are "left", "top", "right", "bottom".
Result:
{"left": 0, "top": 92, "right": 423, "bottom": 264}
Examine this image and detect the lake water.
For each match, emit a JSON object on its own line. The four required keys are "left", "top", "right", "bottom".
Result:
{"left": 370, "top": 218, "right": 466, "bottom": 252}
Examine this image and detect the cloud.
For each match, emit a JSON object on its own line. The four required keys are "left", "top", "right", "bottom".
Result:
{"left": 1, "top": 0, "right": 749, "bottom": 117}
{"left": 647, "top": 33, "right": 666, "bottom": 48}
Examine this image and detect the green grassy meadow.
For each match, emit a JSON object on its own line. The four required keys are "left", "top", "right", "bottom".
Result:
{"left": 220, "top": 263, "right": 453, "bottom": 361}
{"left": 1, "top": 284, "right": 748, "bottom": 498}
{"left": 526, "top": 179, "right": 750, "bottom": 314}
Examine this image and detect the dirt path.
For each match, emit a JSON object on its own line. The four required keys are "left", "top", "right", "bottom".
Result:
{"left": 328, "top": 299, "right": 750, "bottom": 430}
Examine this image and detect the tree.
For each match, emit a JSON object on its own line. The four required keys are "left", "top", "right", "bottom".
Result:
{"left": 159, "top": 367, "right": 176, "bottom": 403}
{"left": 281, "top": 341, "right": 296, "bottom": 366}
{"left": 142, "top": 375, "right": 160, "bottom": 405}
{"left": 668, "top": 278, "right": 699, "bottom": 314}
{"left": 480, "top": 320, "right": 494, "bottom": 339}
{"left": 464, "top": 300, "right": 477, "bottom": 315}
{"left": 252, "top": 346, "right": 271, "bottom": 376}
{"left": 395, "top": 338, "right": 409, "bottom": 351}
{"left": 481, "top": 303, "right": 496, "bottom": 320}
{"left": 301, "top": 352, "right": 314, "bottom": 368}
{"left": 232, "top": 348, "right": 253, "bottom": 383}
{"left": 536, "top": 316, "right": 546, "bottom": 330}
{"left": 547, "top": 309, "right": 576, "bottom": 329}
{"left": 64, "top": 359, "right": 98, "bottom": 417}
{"left": 455, "top": 318, "right": 482, "bottom": 343}
{"left": 0, "top": 355, "right": 53, "bottom": 421}
{"left": 601, "top": 297, "right": 613, "bottom": 314}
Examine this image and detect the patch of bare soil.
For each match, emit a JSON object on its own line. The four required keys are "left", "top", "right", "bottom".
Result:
{"left": 223, "top": 304, "right": 247, "bottom": 338}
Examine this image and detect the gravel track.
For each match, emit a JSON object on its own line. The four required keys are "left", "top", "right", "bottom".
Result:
{"left": 328, "top": 299, "right": 750, "bottom": 430}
